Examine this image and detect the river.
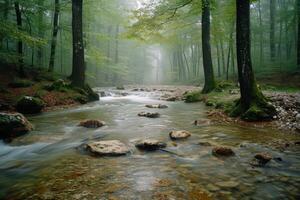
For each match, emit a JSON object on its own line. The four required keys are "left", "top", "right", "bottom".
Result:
{"left": 0, "top": 87, "right": 299, "bottom": 199}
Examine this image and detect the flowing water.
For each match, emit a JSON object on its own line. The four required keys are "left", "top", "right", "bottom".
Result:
{"left": 0, "top": 88, "right": 300, "bottom": 200}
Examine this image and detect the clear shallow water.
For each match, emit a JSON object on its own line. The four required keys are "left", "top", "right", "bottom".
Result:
{"left": 0, "top": 88, "right": 300, "bottom": 199}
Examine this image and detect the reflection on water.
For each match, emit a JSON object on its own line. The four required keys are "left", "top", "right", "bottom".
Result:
{"left": 0, "top": 88, "right": 300, "bottom": 199}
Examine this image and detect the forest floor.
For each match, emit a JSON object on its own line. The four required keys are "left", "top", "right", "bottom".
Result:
{"left": 0, "top": 64, "right": 91, "bottom": 112}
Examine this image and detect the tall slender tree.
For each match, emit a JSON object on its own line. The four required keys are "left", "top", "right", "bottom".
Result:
{"left": 201, "top": 0, "right": 215, "bottom": 94}
{"left": 37, "top": 0, "right": 45, "bottom": 68}
{"left": 270, "top": 0, "right": 276, "bottom": 61}
{"left": 48, "top": 0, "right": 60, "bottom": 72}
{"left": 231, "top": 0, "right": 276, "bottom": 121}
{"left": 14, "top": 1, "right": 24, "bottom": 77}
{"left": 297, "top": 0, "right": 300, "bottom": 69}
{"left": 70, "top": 0, "right": 85, "bottom": 87}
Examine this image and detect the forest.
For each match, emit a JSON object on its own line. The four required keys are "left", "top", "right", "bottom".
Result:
{"left": 0, "top": 0, "right": 300, "bottom": 199}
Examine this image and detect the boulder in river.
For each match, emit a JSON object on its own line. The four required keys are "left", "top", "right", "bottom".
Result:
{"left": 169, "top": 130, "right": 191, "bottom": 140}
{"left": 79, "top": 119, "right": 105, "bottom": 128}
{"left": 145, "top": 104, "right": 168, "bottom": 109}
{"left": 135, "top": 139, "right": 167, "bottom": 151}
{"left": 85, "top": 140, "right": 129, "bottom": 156}
{"left": 16, "top": 96, "right": 45, "bottom": 114}
{"left": 212, "top": 146, "right": 235, "bottom": 157}
{"left": 0, "top": 112, "right": 33, "bottom": 140}
{"left": 251, "top": 152, "right": 272, "bottom": 166}
{"left": 138, "top": 112, "right": 160, "bottom": 118}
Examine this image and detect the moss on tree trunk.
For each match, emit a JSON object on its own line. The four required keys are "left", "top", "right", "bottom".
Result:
{"left": 231, "top": 0, "right": 276, "bottom": 121}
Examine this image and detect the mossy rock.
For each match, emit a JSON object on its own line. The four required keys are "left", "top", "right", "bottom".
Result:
{"left": 9, "top": 78, "right": 34, "bottom": 88}
{"left": 0, "top": 112, "right": 33, "bottom": 140}
{"left": 0, "top": 85, "right": 9, "bottom": 93}
{"left": 16, "top": 96, "right": 45, "bottom": 114}
{"left": 44, "top": 79, "right": 71, "bottom": 92}
{"left": 205, "top": 100, "right": 216, "bottom": 107}
{"left": 184, "top": 91, "right": 202, "bottom": 103}
{"left": 73, "top": 95, "right": 89, "bottom": 104}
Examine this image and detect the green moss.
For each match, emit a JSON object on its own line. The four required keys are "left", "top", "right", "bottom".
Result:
{"left": 16, "top": 96, "right": 45, "bottom": 114}
{"left": 34, "top": 90, "right": 47, "bottom": 99}
{"left": 205, "top": 100, "right": 216, "bottom": 107}
{"left": 9, "top": 78, "right": 34, "bottom": 88}
{"left": 73, "top": 95, "right": 88, "bottom": 104}
{"left": 44, "top": 79, "right": 71, "bottom": 92}
{"left": 184, "top": 91, "right": 202, "bottom": 103}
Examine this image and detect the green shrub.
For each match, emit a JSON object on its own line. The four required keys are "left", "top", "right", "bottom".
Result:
{"left": 9, "top": 78, "right": 34, "bottom": 88}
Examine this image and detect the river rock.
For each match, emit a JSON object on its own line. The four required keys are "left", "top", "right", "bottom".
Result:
{"left": 0, "top": 112, "right": 33, "bottom": 140}
{"left": 16, "top": 96, "right": 45, "bottom": 114}
{"left": 85, "top": 140, "right": 129, "bottom": 156}
{"left": 216, "top": 181, "right": 239, "bottom": 188}
{"left": 194, "top": 119, "right": 211, "bottom": 126}
{"left": 135, "top": 139, "right": 167, "bottom": 151}
{"left": 138, "top": 112, "right": 160, "bottom": 118}
{"left": 254, "top": 152, "right": 272, "bottom": 165}
{"left": 78, "top": 119, "right": 105, "bottom": 128}
{"left": 212, "top": 146, "right": 235, "bottom": 157}
{"left": 169, "top": 130, "right": 191, "bottom": 140}
{"left": 145, "top": 104, "right": 168, "bottom": 109}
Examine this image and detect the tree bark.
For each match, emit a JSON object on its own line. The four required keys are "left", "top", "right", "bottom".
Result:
{"left": 37, "top": 0, "right": 45, "bottom": 68}
{"left": 297, "top": 0, "right": 300, "bottom": 69}
{"left": 70, "top": 0, "right": 85, "bottom": 87}
{"left": 270, "top": 0, "right": 276, "bottom": 61}
{"left": 48, "top": 0, "right": 60, "bottom": 72}
{"left": 233, "top": 0, "right": 276, "bottom": 121}
{"left": 201, "top": 0, "right": 215, "bottom": 93}
{"left": 14, "top": 2, "right": 24, "bottom": 77}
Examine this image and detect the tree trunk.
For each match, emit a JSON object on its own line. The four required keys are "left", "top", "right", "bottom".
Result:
{"left": 232, "top": 0, "right": 276, "bottom": 121}
{"left": 297, "top": 0, "right": 300, "bottom": 69}
{"left": 48, "top": 0, "right": 60, "bottom": 72}
{"left": 216, "top": 43, "right": 221, "bottom": 77}
{"left": 70, "top": 0, "right": 85, "bottom": 87}
{"left": 14, "top": 2, "right": 24, "bottom": 77}
{"left": 270, "top": 0, "right": 276, "bottom": 61}
{"left": 258, "top": 0, "right": 264, "bottom": 67}
{"left": 37, "top": 0, "right": 44, "bottom": 68}
{"left": 115, "top": 25, "right": 119, "bottom": 64}
{"left": 201, "top": 0, "right": 215, "bottom": 93}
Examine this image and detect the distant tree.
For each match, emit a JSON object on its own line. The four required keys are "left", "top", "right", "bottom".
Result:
{"left": 14, "top": 1, "right": 24, "bottom": 77}
{"left": 231, "top": 0, "right": 276, "bottom": 121}
{"left": 70, "top": 0, "right": 85, "bottom": 87}
{"left": 48, "top": 0, "right": 60, "bottom": 72}
{"left": 270, "top": 0, "right": 276, "bottom": 61}
{"left": 201, "top": 0, "right": 215, "bottom": 93}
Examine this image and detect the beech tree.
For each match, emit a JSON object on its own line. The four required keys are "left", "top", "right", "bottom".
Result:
{"left": 70, "top": 0, "right": 85, "bottom": 87}
{"left": 230, "top": 0, "right": 276, "bottom": 121}
{"left": 201, "top": 0, "right": 216, "bottom": 93}
{"left": 48, "top": 0, "right": 60, "bottom": 72}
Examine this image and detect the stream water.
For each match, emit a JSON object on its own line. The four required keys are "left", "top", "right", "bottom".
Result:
{"left": 0, "top": 88, "right": 300, "bottom": 200}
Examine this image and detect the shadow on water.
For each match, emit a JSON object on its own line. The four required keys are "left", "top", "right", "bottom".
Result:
{"left": 0, "top": 87, "right": 300, "bottom": 199}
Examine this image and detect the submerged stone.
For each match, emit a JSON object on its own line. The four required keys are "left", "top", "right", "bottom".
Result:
{"left": 85, "top": 140, "right": 129, "bottom": 156}
{"left": 0, "top": 112, "right": 33, "bottom": 140}
{"left": 145, "top": 104, "right": 168, "bottom": 109}
{"left": 169, "top": 130, "right": 191, "bottom": 140}
{"left": 138, "top": 112, "right": 160, "bottom": 118}
{"left": 251, "top": 152, "right": 272, "bottom": 166}
{"left": 212, "top": 146, "right": 235, "bottom": 157}
{"left": 78, "top": 119, "right": 105, "bottom": 128}
{"left": 135, "top": 139, "right": 167, "bottom": 151}
{"left": 216, "top": 181, "right": 239, "bottom": 188}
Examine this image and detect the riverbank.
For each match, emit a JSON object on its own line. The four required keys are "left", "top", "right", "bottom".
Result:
{"left": 0, "top": 64, "right": 99, "bottom": 113}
